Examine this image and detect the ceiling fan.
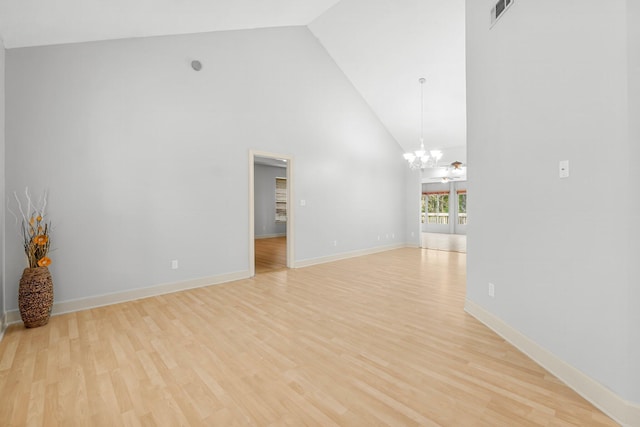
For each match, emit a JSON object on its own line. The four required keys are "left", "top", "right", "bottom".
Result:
{"left": 449, "top": 161, "right": 465, "bottom": 171}
{"left": 427, "top": 175, "right": 464, "bottom": 183}
{"left": 426, "top": 161, "right": 467, "bottom": 183}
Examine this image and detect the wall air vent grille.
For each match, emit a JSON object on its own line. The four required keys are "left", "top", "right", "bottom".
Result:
{"left": 491, "top": 0, "right": 514, "bottom": 28}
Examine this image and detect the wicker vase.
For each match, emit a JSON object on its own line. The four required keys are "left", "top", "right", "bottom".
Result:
{"left": 19, "top": 267, "right": 54, "bottom": 328}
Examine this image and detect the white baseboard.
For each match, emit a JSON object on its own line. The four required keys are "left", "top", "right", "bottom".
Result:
{"left": 3, "top": 243, "right": 416, "bottom": 325}
{"left": 6, "top": 270, "right": 251, "bottom": 325}
{"left": 465, "top": 299, "right": 640, "bottom": 427}
{"left": 421, "top": 232, "right": 467, "bottom": 253}
{"left": 3, "top": 243, "right": 417, "bottom": 330}
{"left": 0, "top": 312, "right": 7, "bottom": 341}
{"left": 294, "top": 243, "right": 406, "bottom": 268}
{"left": 255, "top": 233, "right": 286, "bottom": 240}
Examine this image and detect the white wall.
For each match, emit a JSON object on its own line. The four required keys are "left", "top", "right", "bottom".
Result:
{"left": 405, "top": 171, "right": 421, "bottom": 247}
{"left": 466, "top": 0, "right": 637, "bottom": 405}
{"left": 254, "top": 164, "right": 286, "bottom": 238}
{"left": 627, "top": 0, "right": 640, "bottom": 403}
{"left": 0, "top": 40, "right": 5, "bottom": 329}
{"left": 4, "top": 26, "right": 409, "bottom": 311}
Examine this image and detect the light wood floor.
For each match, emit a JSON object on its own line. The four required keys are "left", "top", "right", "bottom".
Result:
{"left": 255, "top": 237, "right": 287, "bottom": 274}
{"left": 0, "top": 248, "right": 617, "bottom": 426}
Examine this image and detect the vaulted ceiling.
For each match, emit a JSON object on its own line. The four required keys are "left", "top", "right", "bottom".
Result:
{"left": 0, "top": 0, "right": 466, "bottom": 161}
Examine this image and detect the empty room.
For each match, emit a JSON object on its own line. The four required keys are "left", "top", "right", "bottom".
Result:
{"left": 0, "top": 0, "right": 638, "bottom": 425}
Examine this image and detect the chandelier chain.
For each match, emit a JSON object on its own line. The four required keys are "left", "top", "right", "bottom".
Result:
{"left": 403, "top": 77, "right": 441, "bottom": 170}
{"left": 420, "top": 77, "right": 425, "bottom": 147}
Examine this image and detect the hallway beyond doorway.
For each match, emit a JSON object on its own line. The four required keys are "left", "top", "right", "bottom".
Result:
{"left": 255, "top": 236, "right": 287, "bottom": 274}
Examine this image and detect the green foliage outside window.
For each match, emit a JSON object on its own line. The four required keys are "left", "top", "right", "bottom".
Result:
{"left": 458, "top": 194, "right": 466, "bottom": 214}
{"left": 423, "top": 194, "right": 449, "bottom": 224}
{"left": 421, "top": 190, "right": 466, "bottom": 226}
{"left": 428, "top": 194, "right": 449, "bottom": 214}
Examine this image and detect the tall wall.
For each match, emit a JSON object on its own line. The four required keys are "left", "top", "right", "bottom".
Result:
{"left": 5, "top": 26, "right": 409, "bottom": 311}
{"left": 405, "top": 172, "right": 421, "bottom": 247}
{"left": 466, "top": 0, "right": 637, "bottom": 405}
{"left": 254, "top": 164, "right": 286, "bottom": 238}
{"left": 0, "top": 40, "right": 5, "bottom": 330}
{"left": 627, "top": 0, "right": 640, "bottom": 403}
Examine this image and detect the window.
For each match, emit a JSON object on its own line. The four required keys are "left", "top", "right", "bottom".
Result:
{"left": 457, "top": 190, "right": 467, "bottom": 225}
{"left": 424, "top": 191, "right": 449, "bottom": 224}
{"left": 275, "top": 177, "right": 287, "bottom": 222}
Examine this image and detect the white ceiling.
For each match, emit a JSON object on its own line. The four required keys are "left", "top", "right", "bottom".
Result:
{"left": 310, "top": 0, "right": 466, "bottom": 161}
{"left": 0, "top": 0, "right": 466, "bottom": 160}
{"left": 0, "top": 0, "right": 343, "bottom": 48}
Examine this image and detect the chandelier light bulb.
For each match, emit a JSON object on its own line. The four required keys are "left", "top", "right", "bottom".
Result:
{"left": 404, "top": 152, "right": 416, "bottom": 162}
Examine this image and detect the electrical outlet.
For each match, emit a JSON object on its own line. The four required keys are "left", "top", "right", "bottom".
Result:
{"left": 559, "top": 160, "right": 569, "bottom": 178}
{"left": 171, "top": 260, "right": 179, "bottom": 269}
{"left": 333, "top": 240, "right": 337, "bottom": 247}
{"left": 488, "top": 282, "right": 495, "bottom": 298}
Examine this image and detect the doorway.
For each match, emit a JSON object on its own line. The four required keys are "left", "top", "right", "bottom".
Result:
{"left": 249, "top": 150, "right": 294, "bottom": 276}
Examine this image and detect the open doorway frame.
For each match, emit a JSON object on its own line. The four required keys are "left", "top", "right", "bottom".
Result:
{"left": 248, "top": 150, "right": 295, "bottom": 277}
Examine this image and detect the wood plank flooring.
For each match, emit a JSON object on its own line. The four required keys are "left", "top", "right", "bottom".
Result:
{"left": 0, "top": 248, "right": 617, "bottom": 426}
{"left": 255, "top": 237, "right": 287, "bottom": 274}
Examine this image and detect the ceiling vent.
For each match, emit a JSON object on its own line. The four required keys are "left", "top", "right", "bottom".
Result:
{"left": 490, "top": 0, "right": 514, "bottom": 28}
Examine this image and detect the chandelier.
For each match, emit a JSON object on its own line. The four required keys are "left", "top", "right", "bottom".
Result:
{"left": 403, "top": 77, "right": 443, "bottom": 170}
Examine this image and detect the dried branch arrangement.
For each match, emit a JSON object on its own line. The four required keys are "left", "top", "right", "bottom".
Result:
{"left": 11, "top": 188, "right": 52, "bottom": 268}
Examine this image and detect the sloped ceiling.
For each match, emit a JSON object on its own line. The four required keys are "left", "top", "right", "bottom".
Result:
{"left": 0, "top": 0, "right": 343, "bottom": 48}
{"left": 309, "top": 0, "right": 466, "bottom": 162}
{"left": 0, "top": 0, "right": 465, "bottom": 159}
